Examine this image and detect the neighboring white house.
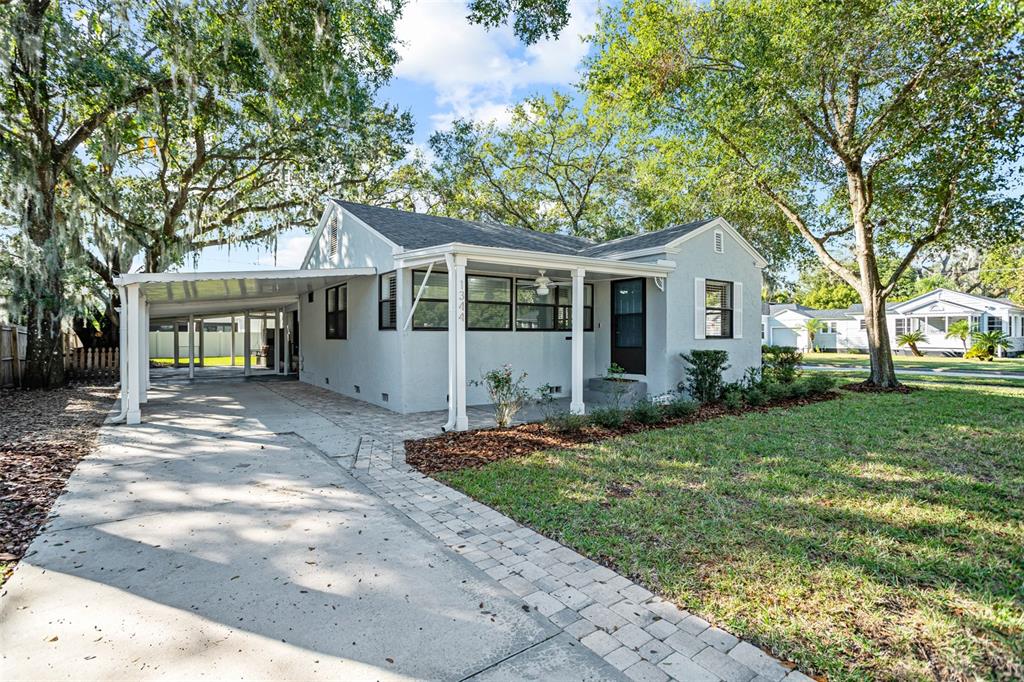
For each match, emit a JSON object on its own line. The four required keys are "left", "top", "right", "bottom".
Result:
{"left": 763, "top": 288, "right": 1024, "bottom": 356}
{"left": 113, "top": 200, "right": 767, "bottom": 427}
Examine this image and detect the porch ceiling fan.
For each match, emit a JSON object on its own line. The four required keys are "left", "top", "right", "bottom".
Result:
{"left": 532, "top": 270, "right": 552, "bottom": 296}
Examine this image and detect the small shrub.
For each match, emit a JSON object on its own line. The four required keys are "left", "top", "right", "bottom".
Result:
{"left": 764, "top": 382, "right": 793, "bottom": 401}
{"left": 762, "top": 345, "right": 802, "bottom": 384}
{"left": 721, "top": 384, "right": 744, "bottom": 410}
{"left": 663, "top": 397, "right": 699, "bottom": 419}
{"left": 743, "top": 386, "right": 768, "bottom": 406}
{"left": 803, "top": 373, "right": 837, "bottom": 395}
{"left": 679, "top": 350, "right": 730, "bottom": 403}
{"left": 545, "top": 411, "right": 587, "bottom": 433}
{"left": 604, "top": 363, "right": 631, "bottom": 408}
{"left": 788, "top": 378, "right": 812, "bottom": 399}
{"left": 534, "top": 383, "right": 560, "bottom": 419}
{"left": 589, "top": 406, "right": 626, "bottom": 429}
{"left": 628, "top": 398, "right": 664, "bottom": 425}
{"left": 471, "top": 364, "right": 529, "bottom": 428}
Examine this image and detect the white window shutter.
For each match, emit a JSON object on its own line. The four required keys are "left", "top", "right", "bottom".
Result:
{"left": 733, "top": 282, "right": 743, "bottom": 339}
{"left": 694, "top": 277, "right": 706, "bottom": 339}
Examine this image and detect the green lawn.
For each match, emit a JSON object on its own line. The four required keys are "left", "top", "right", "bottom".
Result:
{"left": 151, "top": 355, "right": 258, "bottom": 367}
{"left": 804, "top": 351, "right": 1024, "bottom": 375}
{"left": 808, "top": 368, "right": 1024, "bottom": 389}
{"left": 438, "top": 382, "right": 1024, "bottom": 680}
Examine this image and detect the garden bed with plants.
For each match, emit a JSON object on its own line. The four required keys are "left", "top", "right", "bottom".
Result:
{"left": 408, "top": 348, "right": 836, "bottom": 474}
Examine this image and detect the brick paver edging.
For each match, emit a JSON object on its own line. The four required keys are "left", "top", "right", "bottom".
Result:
{"left": 349, "top": 437, "right": 812, "bottom": 682}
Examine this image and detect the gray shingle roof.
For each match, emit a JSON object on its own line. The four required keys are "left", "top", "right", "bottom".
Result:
{"left": 333, "top": 201, "right": 593, "bottom": 255}
{"left": 332, "top": 200, "right": 720, "bottom": 259}
{"left": 577, "top": 219, "right": 717, "bottom": 257}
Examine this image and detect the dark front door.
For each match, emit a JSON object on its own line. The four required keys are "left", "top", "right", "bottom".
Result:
{"left": 611, "top": 278, "right": 646, "bottom": 374}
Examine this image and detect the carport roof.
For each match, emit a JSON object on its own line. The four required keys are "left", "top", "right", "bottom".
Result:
{"left": 115, "top": 268, "right": 375, "bottom": 317}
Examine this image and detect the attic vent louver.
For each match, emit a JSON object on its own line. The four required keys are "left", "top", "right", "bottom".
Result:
{"left": 328, "top": 214, "right": 339, "bottom": 257}
{"left": 714, "top": 230, "right": 724, "bottom": 254}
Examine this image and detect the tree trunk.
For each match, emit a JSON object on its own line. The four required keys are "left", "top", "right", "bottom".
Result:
{"left": 860, "top": 289, "right": 898, "bottom": 387}
{"left": 848, "top": 163, "right": 899, "bottom": 388}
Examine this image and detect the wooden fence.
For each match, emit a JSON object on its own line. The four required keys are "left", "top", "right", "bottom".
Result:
{"left": 1, "top": 325, "right": 28, "bottom": 388}
{"left": 64, "top": 346, "right": 120, "bottom": 382}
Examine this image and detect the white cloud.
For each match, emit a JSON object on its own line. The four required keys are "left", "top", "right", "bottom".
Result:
{"left": 394, "top": 0, "right": 598, "bottom": 129}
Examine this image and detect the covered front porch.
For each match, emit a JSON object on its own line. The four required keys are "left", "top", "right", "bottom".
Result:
{"left": 395, "top": 244, "right": 676, "bottom": 431}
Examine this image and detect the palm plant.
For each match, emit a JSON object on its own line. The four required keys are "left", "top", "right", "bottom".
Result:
{"left": 967, "top": 330, "right": 1011, "bottom": 361}
{"left": 945, "top": 319, "right": 972, "bottom": 354}
{"left": 804, "top": 318, "right": 821, "bottom": 352}
{"left": 896, "top": 330, "right": 927, "bottom": 357}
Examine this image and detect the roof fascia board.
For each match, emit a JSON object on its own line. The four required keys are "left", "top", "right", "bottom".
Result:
{"left": 395, "top": 243, "right": 676, "bottom": 277}
{"left": 116, "top": 267, "right": 376, "bottom": 286}
{"left": 300, "top": 201, "right": 335, "bottom": 269}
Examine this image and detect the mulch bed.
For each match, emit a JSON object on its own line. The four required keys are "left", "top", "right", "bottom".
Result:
{"left": 842, "top": 381, "right": 915, "bottom": 394}
{"left": 406, "top": 393, "right": 839, "bottom": 475}
{"left": 0, "top": 385, "right": 117, "bottom": 580}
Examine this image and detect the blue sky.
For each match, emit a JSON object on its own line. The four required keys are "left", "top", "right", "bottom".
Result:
{"left": 190, "top": 0, "right": 600, "bottom": 272}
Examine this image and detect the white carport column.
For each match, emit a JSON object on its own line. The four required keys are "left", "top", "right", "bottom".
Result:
{"left": 454, "top": 255, "right": 468, "bottom": 431}
{"left": 188, "top": 314, "right": 195, "bottom": 379}
{"left": 124, "top": 284, "right": 142, "bottom": 425}
{"left": 243, "top": 312, "right": 252, "bottom": 377}
{"left": 570, "top": 268, "right": 586, "bottom": 415}
{"left": 139, "top": 298, "right": 149, "bottom": 403}
{"left": 230, "top": 316, "right": 236, "bottom": 366}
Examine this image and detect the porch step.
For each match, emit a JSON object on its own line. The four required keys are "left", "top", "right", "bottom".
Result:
{"left": 584, "top": 378, "right": 647, "bottom": 405}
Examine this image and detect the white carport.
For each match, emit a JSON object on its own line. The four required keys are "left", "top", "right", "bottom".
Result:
{"left": 113, "top": 268, "right": 374, "bottom": 424}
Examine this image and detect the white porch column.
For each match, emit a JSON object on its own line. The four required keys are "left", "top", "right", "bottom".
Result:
{"left": 284, "top": 309, "right": 292, "bottom": 375}
{"left": 276, "top": 308, "right": 284, "bottom": 373}
{"left": 173, "top": 322, "right": 180, "bottom": 367}
{"left": 230, "top": 316, "right": 236, "bottom": 366}
{"left": 124, "top": 284, "right": 141, "bottom": 425}
{"left": 570, "top": 268, "right": 586, "bottom": 415}
{"left": 138, "top": 298, "right": 149, "bottom": 404}
{"left": 454, "top": 255, "right": 468, "bottom": 431}
{"left": 243, "top": 311, "right": 252, "bottom": 376}
{"left": 188, "top": 314, "right": 195, "bottom": 379}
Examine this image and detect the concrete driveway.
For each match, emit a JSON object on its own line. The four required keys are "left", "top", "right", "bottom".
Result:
{"left": 0, "top": 381, "right": 619, "bottom": 680}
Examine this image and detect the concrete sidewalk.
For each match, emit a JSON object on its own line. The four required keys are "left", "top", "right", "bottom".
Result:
{"left": 0, "top": 383, "right": 619, "bottom": 680}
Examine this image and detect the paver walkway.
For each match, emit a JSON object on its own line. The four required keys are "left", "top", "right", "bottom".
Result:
{"left": 2, "top": 381, "right": 809, "bottom": 681}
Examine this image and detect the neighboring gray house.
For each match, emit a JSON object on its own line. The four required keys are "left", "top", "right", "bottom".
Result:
{"left": 113, "top": 200, "right": 767, "bottom": 427}
{"left": 763, "top": 288, "right": 1024, "bottom": 356}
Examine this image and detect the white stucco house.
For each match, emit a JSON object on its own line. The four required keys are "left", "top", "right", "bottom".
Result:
{"left": 113, "top": 200, "right": 767, "bottom": 427}
{"left": 763, "top": 288, "right": 1024, "bottom": 356}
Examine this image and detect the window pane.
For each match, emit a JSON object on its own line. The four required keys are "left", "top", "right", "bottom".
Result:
{"left": 517, "top": 282, "right": 555, "bottom": 305}
{"left": 326, "top": 314, "right": 337, "bottom": 338}
{"left": 413, "top": 300, "right": 448, "bottom": 329}
{"left": 468, "top": 276, "right": 510, "bottom": 302}
{"left": 987, "top": 317, "right": 1003, "bottom": 332}
{"left": 338, "top": 285, "right": 347, "bottom": 311}
{"left": 414, "top": 271, "right": 448, "bottom": 299}
{"left": 926, "top": 316, "right": 945, "bottom": 333}
{"left": 613, "top": 280, "right": 643, "bottom": 314}
{"left": 585, "top": 284, "right": 593, "bottom": 306}
{"left": 516, "top": 304, "right": 555, "bottom": 330}
{"left": 705, "top": 311, "right": 732, "bottom": 338}
{"left": 327, "top": 287, "right": 336, "bottom": 312}
{"left": 705, "top": 281, "right": 732, "bottom": 309}
{"left": 615, "top": 313, "right": 643, "bottom": 348}
{"left": 585, "top": 307, "right": 593, "bottom": 330}
{"left": 380, "top": 301, "right": 395, "bottom": 328}
{"left": 468, "top": 302, "right": 511, "bottom": 329}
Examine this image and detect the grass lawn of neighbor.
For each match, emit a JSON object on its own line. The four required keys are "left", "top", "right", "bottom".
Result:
{"left": 809, "top": 368, "right": 1024, "bottom": 390}
{"left": 438, "top": 381, "right": 1024, "bottom": 681}
{"left": 151, "top": 355, "right": 259, "bottom": 367}
{"left": 803, "top": 351, "right": 1024, "bottom": 375}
